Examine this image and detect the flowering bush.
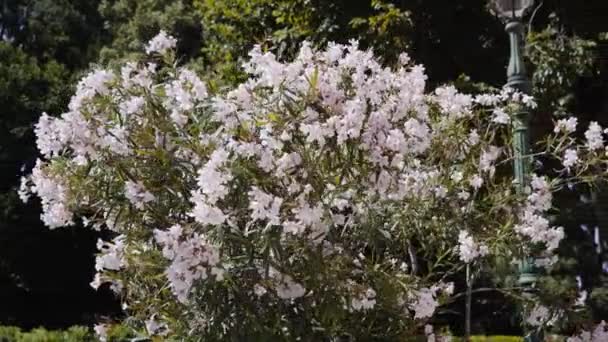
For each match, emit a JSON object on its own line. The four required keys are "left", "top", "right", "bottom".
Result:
{"left": 20, "top": 31, "right": 608, "bottom": 340}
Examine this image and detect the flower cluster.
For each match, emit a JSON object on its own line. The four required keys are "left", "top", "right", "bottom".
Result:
{"left": 145, "top": 30, "right": 177, "bottom": 55}
{"left": 154, "top": 225, "right": 223, "bottom": 303}
{"left": 91, "top": 235, "right": 126, "bottom": 293}
{"left": 514, "top": 175, "right": 564, "bottom": 256}
{"left": 457, "top": 230, "right": 489, "bottom": 263}
{"left": 24, "top": 160, "right": 74, "bottom": 228}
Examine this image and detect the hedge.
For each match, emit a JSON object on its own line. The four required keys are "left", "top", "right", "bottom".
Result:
{"left": 0, "top": 325, "right": 135, "bottom": 342}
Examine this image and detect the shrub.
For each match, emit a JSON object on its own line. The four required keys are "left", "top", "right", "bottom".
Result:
{"left": 0, "top": 326, "right": 92, "bottom": 342}
{"left": 20, "top": 32, "right": 608, "bottom": 340}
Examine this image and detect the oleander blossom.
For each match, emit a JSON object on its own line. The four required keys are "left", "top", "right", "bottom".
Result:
{"left": 23, "top": 32, "right": 606, "bottom": 338}
{"left": 154, "top": 225, "right": 224, "bottom": 303}
{"left": 407, "top": 283, "right": 452, "bottom": 320}
{"left": 124, "top": 181, "right": 155, "bottom": 209}
{"left": 526, "top": 304, "right": 551, "bottom": 327}
{"left": 145, "top": 315, "right": 169, "bottom": 336}
{"left": 491, "top": 108, "right": 510, "bottom": 124}
{"left": 585, "top": 122, "right": 604, "bottom": 150}
{"left": 514, "top": 175, "right": 564, "bottom": 254}
{"left": 563, "top": 149, "right": 579, "bottom": 169}
{"left": 458, "top": 230, "right": 489, "bottom": 263}
{"left": 554, "top": 117, "right": 578, "bottom": 134}
{"left": 145, "top": 30, "right": 177, "bottom": 55}
{"left": 26, "top": 160, "right": 74, "bottom": 228}
{"left": 95, "top": 235, "right": 126, "bottom": 272}
{"left": 268, "top": 267, "right": 306, "bottom": 300}
{"left": 350, "top": 286, "right": 377, "bottom": 311}
{"left": 91, "top": 235, "right": 126, "bottom": 293}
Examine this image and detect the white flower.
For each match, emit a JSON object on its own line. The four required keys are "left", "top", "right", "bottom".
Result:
{"left": 282, "top": 220, "right": 306, "bottom": 235}
{"left": 100, "top": 127, "right": 130, "bottom": 156}
{"left": 526, "top": 304, "right": 550, "bottom": 327}
{"left": 95, "top": 235, "right": 126, "bottom": 272}
{"left": 249, "top": 187, "right": 283, "bottom": 225}
{"left": 35, "top": 113, "right": 64, "bottom": 158}
{"left": 469, "top": 174, "right": 483, "bottom": 189}
{"left": 467, "top": 129, "right": 480, "bottom": 146}
{"left": 154, "top": 226, "right": 223, "bottom": 303}
{"left": 119, "top": 96, "right": 145, "bottom": 117}
{"left": 563, "top": 148, "right": 579, "bottom": 169}
{"left": 124, "top": 181, "right": 155, "bottom": 209}
{"left": 145, "top": 30, "right": 177, "bottom": 55}
{"left": 450, "top": 171, "right": 463, "bottom": 183}
{"left": 196, "top": 148, "right": 232, "bottom": 204}
{"left": 492, "top": 108, "right": 510, "bottom": 124}
{"left": 458, "top": 230, "right": 489, "bottom": 263}
{"left": 434, "top": 85, "right": 472, "bottom": 117}
{"left": 409, "top": 287, "right": 439, "bottom": 319}
{"left": 29, "top": 160, "right": 73, "bottom": 228}
{"left": 275, "top": 278, "right": 306, "bottom": 299}
{"left": 164, "top": 69, "right": 208, "bottom": 126}
{"left": 190, "top": 196, "right": 226, "bottom": 226}
{"left": 585, "top": 121, "right": 604, "bottom": 150}
{"left": 351, "top": 287, "right": 377, "bottom": 311}
{"left": 479, "top": 146, "right": 501, "bottom": 174}
{"left": 457, "top": 190, "right": 471, "bottom": 200}
{"left": 554, "top": 117, "right": 578, "bottom": 134}
{"left": 92, "top": 235, "right": 126, "bottom": 291}
{"left": 514, "top": 175, "right": 564, "bottom": 253}
{"left": 521, "top": 94, "right": 537, "bottom": 109}
{"left": 275, "top": 152, "right": 302, "bottom": 177}
{"left": 69, "top": 69, "right": 114, "bottom": 112}
{"left": 403, "top": 118, "right": 431, "bottom": 154}
{"left": 18, "top": 176, "right": 30, "bottom": 203}
{"left": 253, "top": 284, "right": 267, "bottom": 296}
{"left": 269, "top": 268, "right": 306, "bottom": 299}
{"left": 145, "top": 315, "right": 169, "bottom": 336}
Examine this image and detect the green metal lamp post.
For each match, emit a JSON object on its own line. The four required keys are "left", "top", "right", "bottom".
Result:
{"left": 493, "top": 0, "right": 542, "bottom": 341}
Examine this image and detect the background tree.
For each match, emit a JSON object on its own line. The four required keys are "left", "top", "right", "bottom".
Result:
{"left": 98, "top": 0, "right": 203, "bottom": 64}
{"left": 0, "top": 0, "right": 120, "bottom": 329}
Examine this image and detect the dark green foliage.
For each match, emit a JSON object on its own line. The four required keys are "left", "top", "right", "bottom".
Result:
{"left": 0, "top": 0, "right": 105, "bottom": 68}
{"left": 0, "top": 0, "right": 120, "bottom": 330}
{"left": 98, "top": 0, "right": 203, "bottom": 64}
{"left": 527, "top": 19, "right": 599, "bottom": 118}
{"left": 195, "top": 0, "right": 372, "bottom": 84}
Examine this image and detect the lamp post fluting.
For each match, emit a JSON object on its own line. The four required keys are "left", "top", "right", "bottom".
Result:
{"left": 493, "top": 1, "right": 542, "bottom": 341}
{"left": 506, "top": 18, "right": 542, "bottom": 342}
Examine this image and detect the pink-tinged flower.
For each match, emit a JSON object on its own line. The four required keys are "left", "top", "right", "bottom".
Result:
{"left": 585, "top": 121, "right": 604, "bottom": 150}
{"left": 145, "top": 30, "right": 177, "bottom": 55}
{"left": 554, "top": 117, "right": 578, "bottom": 134}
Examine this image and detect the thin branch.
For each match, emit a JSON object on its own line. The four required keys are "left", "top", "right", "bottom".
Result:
{"left": 448, "top": 287, "right": 524, "bottom": 303}
{"left": 528, "top": 1, "right": 544, "bottom": 33}
{"left": 407, "top": 240, "right": 418, "bottom": 275}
